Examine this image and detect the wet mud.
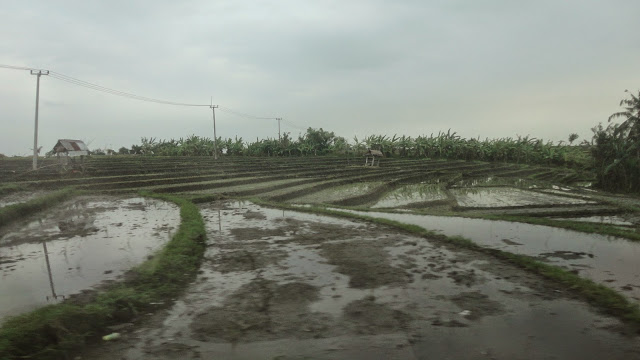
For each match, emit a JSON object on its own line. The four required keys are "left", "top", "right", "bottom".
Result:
{"left": 340, "top": 209, "right": 640, "bottom": 301}
{"left": 320, "top": 240, "right": 409, "bottom": 289}
{"left": 78, "top": 202, "right": 640, "bottom": 360}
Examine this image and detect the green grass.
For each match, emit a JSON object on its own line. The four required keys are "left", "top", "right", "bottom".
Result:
{"left": 0, "top": 183, "right": 25, "bottom": 196}
{"left": 0, "top": 188, "right": 76, "bottom": 228}
{"left": 252, "top": 198, "right": 640, "bottom": 330}
{"left": 0, "top": 192, "right": 206, "bottom": 360}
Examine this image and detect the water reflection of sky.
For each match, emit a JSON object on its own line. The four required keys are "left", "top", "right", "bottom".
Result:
{"left": 0, "top": 197, "right": 179, "bottom": 323}
{"left": 338, "top": 210, "right": 640, "bottom": 302}
{"left": 373, "top": 184, "right": 447, "bottom": 208}
{"left": 451, "top": 187, "right": 595, "bottom": 208}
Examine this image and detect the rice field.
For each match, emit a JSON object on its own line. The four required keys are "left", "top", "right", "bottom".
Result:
{"left": 2, "top": 155, "right": 640, "bottom": 359}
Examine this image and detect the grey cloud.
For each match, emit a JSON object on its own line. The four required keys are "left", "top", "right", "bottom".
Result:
{"left": 1, "top": 0, "right": 639, "bottom": 155}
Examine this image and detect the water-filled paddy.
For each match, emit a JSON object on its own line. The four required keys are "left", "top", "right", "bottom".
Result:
{"left": 0, "top": 196, "right": 179, "bottom": 322}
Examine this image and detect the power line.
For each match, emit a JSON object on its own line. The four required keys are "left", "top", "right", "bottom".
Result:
{"left": 1, "top": 63, "right": 210, "bottom": 107}
{"left": 0, "top": 64, "right": 37, "bottom": 71}
{"left": 49, "top": 72, "right": 210, "bottom": 107}
{"left": 283, "top": 119, "right": 307, "bottom": 131}
{"left": 218, "top": 106, "right": 277, "bottom": 120}
{"left": 1, "top": 63, "right": 287, "bottom": 122}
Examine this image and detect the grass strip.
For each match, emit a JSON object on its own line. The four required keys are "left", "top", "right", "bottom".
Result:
{"left": 0, "top": 187, "right": 76, "bottom": 228}
{"left": 0, "top": 183, "right": 25, "bottom": 196}
{"left": 252, "top": 198, "right": 640, "bottom": 330}
{"left": 480, "top": 214, "right": 640, "bottom": 242}
{"left": 0, "top": 192, "right": 206, "bottom": 360}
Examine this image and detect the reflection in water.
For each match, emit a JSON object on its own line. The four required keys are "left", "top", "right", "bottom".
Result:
{"left": 338, "top": 209, "right": 640, "bottom": 302}
{"left": 373, "top": 184, "right": 447, "bottom": 208}
{"left": 450, "top": 187, "right": 594, "bottom": 208}
{"left": 42, "top": 240, "right": 64, "bottom": 302}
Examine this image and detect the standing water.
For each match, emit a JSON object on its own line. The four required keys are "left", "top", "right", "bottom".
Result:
{"left": 336, "top": 209, "right": 640, "bottom": 302}
{"left": 0, "top": 196, "right": 179, "bottom": 323}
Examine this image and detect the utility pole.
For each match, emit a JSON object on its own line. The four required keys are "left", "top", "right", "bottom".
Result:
{"left": 276, "top": 117, "right": 282, "bottom": 142}
{"left": 31, "top": 69, "right": 49, "bottom": 170}
{"left": 210, "top": 97, "right": 219, "bottom": 160}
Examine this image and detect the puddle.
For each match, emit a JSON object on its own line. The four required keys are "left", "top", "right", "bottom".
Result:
{"left": 451, "top": 187, "right": 595, "bottom": 208}
{"left": 337, "top": 209, "right": 640, "bottom": 302}
{"left": 0, "top": 197, "right": 179, "bottom": 322}
{"left": 554, "top": 216, "right": 635, "bottom": 226}
{"left": 372, "top": 184, "right": 447, "bottom": 208}
{"left": 292, "top": 182, "right": 382, "bottom": 204}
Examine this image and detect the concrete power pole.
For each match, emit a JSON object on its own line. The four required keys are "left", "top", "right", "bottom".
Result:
{"left": 276, "top": 117, "right": 282, "bottom": 142}
{"left": 31, "top": 69, "right": 49, "bottom": 170}
{"left": 210, "top": 99, "right": 219, "bottom": 160}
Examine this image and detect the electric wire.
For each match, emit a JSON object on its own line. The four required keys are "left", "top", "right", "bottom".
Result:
{"left": 49, "top": 72, "right": 210, "bottom": 107}
{"left": 1, "top": 63, "right": 291, "bottom": 123}
{"left": 218, "top": 106, "right": 277, "bottom": 120}
{"left": 283, "top": 119, "right": 307, "bottom": 131}
{"left": 0, "top": 64, "right": 37, "bottom": 71}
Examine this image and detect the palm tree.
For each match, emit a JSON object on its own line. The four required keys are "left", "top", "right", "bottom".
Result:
{"left": 608, "top": 90, "right": 640, "bottom": 141}
{"left": 591, "top": 90, "right": 640, "bottom": 192}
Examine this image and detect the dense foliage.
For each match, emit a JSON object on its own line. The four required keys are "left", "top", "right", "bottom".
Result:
{"left": 592, "top": 90, "right": 640, "bottom": 192}
{"left": 111, "top": 128, "right": 590, "bottom": 168}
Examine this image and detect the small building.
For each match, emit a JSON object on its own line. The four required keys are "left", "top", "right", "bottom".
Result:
{"left": 364, "top": 149, "right": 383, "bottom": 166}
{"left": 52, "top": 139, "right": 89, "bottom": 171}
{"left": 53, "top": 139, "right": 89, "bottom": 157}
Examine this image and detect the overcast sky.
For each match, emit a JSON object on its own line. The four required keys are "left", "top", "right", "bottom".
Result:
{"left": 1, "top": 0, "right": 639, "bottom": 155}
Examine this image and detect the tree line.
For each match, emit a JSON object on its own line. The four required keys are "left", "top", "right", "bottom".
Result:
{"left": 101, "top": 90, "right": 639, "bottom": 193}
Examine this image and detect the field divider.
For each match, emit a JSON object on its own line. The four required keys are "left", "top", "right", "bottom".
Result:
{"left": 0, "top": 192, "right": 206, "bottom": 360}
{"left": 251, "top": 199, "right": 640, "bottom": 331}
{"left": 0, "top": 183, "right": 25, "bottom": 196}
{"left": 0, "top": 187, "right": 77, "bottom": 229}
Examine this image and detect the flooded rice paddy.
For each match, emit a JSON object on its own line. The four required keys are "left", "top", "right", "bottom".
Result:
{"left": 372, "top": 184, "right": 448, "bottom": 208}
{"left": 3, "top": 157, "right": 640, "bottom": 357}
{"left": 80, "top": 201, "right": 640, "bottom": 360}
{"left": 555, "top": 215, "right": 636, "bottom": 226}
{"left": 0, "top": 196, "right": 179, "bottom": 322}
{"left": 337, "top": 210, "right": 640, "bottom": 302}
{"left": 293, "top": 182, "right": 383, "bottom": 204}
{"left": 450, "top": 187, "right": 595, "bottom": 208}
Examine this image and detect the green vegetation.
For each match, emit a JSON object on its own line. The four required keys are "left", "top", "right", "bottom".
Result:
{"left": 252, "top": 199, "right": 640, "bottom": 329}
{"left": 114, "top": 128, "right": 590, "bottom": 169}
{"left": 0, "top": 188, "right": 76, "bottom": 228}
{"left": 0, "top": 193, "right": 206, "bottom": 360}
{"left": 0, "top": 183, "right": 24, "bottom": 196}
{"left": 592, "top": 90, "right": 640, "bottom": 192}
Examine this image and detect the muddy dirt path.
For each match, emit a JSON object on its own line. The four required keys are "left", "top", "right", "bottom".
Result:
{"left": 78, "top": 202, "right": 640, "bottom": 359}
